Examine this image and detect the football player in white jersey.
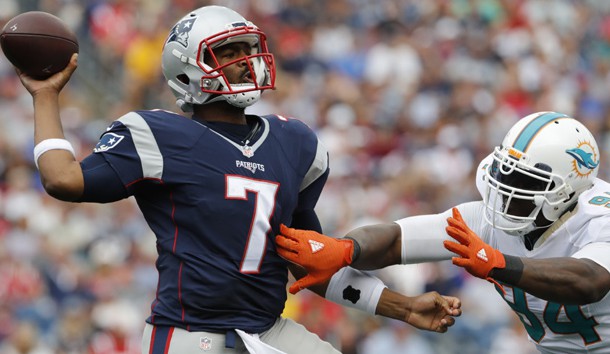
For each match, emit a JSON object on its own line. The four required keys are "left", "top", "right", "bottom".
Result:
{"left": 276, "top": 111, "right": 610, "bottom": 353}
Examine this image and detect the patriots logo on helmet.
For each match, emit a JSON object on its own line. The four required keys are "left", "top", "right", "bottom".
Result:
{"left": 94, "top": 133, "right": 124, "bottom": 153}
{"left": 566, "top": 141, "right": 599, "bottom": 178}
{"left": 166, "top": 17, "right": 197, "bottom": 48}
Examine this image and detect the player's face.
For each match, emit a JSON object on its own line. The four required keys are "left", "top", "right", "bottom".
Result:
{"left": 489, "top": 160, "right": 550, "bottom": 218}
{"left": 205, "top": 42, "right": 255, "bottom": 85}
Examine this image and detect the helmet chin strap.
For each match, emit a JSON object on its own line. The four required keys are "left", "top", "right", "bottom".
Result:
{"left": 502, "top": 217, "right": 556, "bottom": 237}
{"left": 176, "top": 99, "right": 194, "bottom": 112}
{"left": 497, "top": 219, "right": 537, "bottom": 237}
{"left": 492, "top": 200, "right": 546, "bottom": 237}
{"left": 223, "top": 90, "right": 261, "bottom": 108}
{"left": 203, "top": 83, "right": 262, "bottom": 108}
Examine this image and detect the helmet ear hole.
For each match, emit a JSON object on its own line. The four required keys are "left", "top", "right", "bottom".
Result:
{"left": 177, "top": 74, "right": 189, "bottom": 85}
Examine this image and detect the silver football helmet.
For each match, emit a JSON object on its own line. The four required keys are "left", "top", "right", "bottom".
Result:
{"left": 161, "top": 6, "right": 276, "bottom": 111}
{"left": 479, "top": 111, "right": 600, "bottom": 236}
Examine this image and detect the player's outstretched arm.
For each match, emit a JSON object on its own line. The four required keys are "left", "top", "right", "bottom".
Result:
{"left": 444, "top": 207, "right": 610, "bottom": 304}
{"left": 376, "top": 288, "right": 461, "bottom": 333}
{"left": 17, "top": 54, "right": 84, "bottom": 201}
{"left": 287, "top": 264, "right": 461, "bottom": 333}
{"left": 500, "top": 257, "right": 610, "bottom": 304}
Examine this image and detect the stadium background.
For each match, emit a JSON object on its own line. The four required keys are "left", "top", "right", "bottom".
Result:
{"left": 1, "top": 0, "right": 609, "bottom": 353}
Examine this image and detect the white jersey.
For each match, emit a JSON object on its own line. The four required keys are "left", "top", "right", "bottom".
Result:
{"left": 396, "top": 178, "right": 610, "bottom": 353}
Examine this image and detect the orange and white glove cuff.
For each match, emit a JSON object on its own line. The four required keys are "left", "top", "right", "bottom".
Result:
{"left": 326, "top": 267, "right": 387, "bottom": 314}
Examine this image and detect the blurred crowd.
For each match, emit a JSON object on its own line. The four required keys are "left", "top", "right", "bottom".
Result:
{"left": 2, "top": 0, "right": 610, "bottom": 353}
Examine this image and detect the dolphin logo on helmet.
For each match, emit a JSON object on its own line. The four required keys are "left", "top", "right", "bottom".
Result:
{"left": 566, "top": 143, "right": 599, "bottom": 177}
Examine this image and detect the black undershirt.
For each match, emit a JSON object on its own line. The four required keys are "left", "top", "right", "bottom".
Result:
{"left": 522, "top": 203, "right": 578, "bottom": 250}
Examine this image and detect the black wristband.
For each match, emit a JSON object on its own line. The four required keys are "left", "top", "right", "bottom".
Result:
{"left": 343, "top": 236, "right": 361, "bottom": 263}
{"left": 490, "top": 254, "right": 524, "bottom": 284}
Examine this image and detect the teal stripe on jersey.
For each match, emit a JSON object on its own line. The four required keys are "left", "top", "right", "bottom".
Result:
{"left": 513, "top": 112, "right": 568, "bottom": 152}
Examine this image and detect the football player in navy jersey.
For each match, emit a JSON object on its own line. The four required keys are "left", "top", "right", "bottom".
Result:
{"left": 16, "top": 5, "right": 460, "bottom": 354}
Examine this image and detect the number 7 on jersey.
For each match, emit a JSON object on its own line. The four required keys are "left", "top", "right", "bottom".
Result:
{"left": 226, "top": 175, "right": 279, "bottom": 273}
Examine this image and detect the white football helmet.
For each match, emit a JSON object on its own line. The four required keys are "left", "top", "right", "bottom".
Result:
{"left": 161, "top": 6, "right": 276, "bottom": 111}
{"left": 479, "top": 111, "right": 600, "bottom": 236}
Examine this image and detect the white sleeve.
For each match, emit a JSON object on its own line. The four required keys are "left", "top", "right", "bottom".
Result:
{"left": 572, "top": 242, "right": 610, "bottom": 274}
{"left": 325, "top": 267, "right": 386, "bottom": 314}
{"left": 396, "top": 201, "right": 484, "bottom": 264}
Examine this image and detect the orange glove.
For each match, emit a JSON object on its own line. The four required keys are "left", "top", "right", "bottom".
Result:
{"left": 276, "top": 224, "right": 354, "bottom": 294}
{"left": 443, "top": 208, "right": 506, "bottom": 286}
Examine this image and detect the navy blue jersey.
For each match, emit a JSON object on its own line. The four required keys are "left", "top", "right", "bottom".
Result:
{"left": 79, "top": 110, "right": 329, "bottom": 333}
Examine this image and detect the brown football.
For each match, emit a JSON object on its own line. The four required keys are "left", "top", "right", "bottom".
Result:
{"left": 0, "top": 11, "right": 79, "bottom": 79}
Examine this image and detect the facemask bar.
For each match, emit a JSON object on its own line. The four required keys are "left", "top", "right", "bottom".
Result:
{"left": 482, "top": 147, "right": 567, "bottom": 233}
{"left": 195, "top": 26, "right": 275, "bottom": 95}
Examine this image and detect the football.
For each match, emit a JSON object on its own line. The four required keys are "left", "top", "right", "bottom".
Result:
{"left": 0, "top": 11, "right": 79, "bottom": 79}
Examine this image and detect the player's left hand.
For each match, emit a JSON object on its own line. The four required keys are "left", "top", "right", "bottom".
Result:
{"left": 443, "top": 207, "right": 506, "bottom": 283}
{"left": 276, "top": 224, "right": 354, "bottom": 294}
